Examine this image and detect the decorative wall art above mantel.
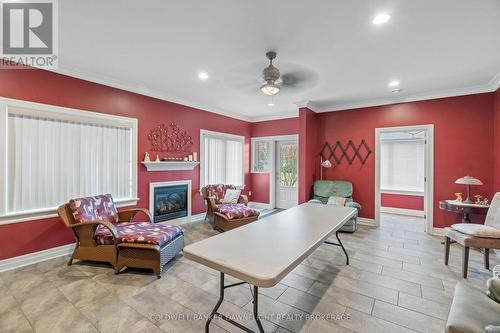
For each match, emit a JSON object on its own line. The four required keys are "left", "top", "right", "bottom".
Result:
{"left": 148, "top": 122, "right": 193, "bottom": 153}
{"left": 320, "top": 140, "right": 372, "bottom": 165}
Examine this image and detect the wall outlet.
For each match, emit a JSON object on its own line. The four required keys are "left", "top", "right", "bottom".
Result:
{"left": 248, "top": 191, "right": 252, "bottom": 196}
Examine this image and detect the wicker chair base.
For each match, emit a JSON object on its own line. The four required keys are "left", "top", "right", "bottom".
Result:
{"left": 70, "top": 244, "right": 117, "bottom": 267}
{"left": 213, "top": 213, "right": 259, "bottom": 232}
{"left": 115, "top": 234, "right": 184, "bottom": 278}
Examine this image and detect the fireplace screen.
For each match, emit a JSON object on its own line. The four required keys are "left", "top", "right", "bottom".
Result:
{"left": 153, "top": 184, "right": 188, "bottom": 223}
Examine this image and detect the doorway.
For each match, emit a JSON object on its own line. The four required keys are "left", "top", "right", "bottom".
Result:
{"left": 275, "top": 140, "right": 299, "bottom": 209}
{"left": 375, "top": 125, "right": 434, "bottom": 233}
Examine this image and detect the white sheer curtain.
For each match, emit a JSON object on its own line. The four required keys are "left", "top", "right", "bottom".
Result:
{"left": 202, "top": 132, "right": 243, "bottom": 186}
{"left": 7, "top": 114, "right": 132, "bottom": 213}
{"left": 380, "top": 138, "right": 425, "bottom": 192}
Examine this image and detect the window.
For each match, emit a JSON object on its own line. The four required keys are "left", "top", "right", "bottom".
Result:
{"left": 0, "top": 98, "right": 138, "bottom": 222}
{"left": 200, "top": 130, "right": 244, "bottom": 187}
{"left": 251, "top": 139, "right": 272, "bottom": 173}
{"left": 380, "top": 137, "right": 425, "bottom": 193}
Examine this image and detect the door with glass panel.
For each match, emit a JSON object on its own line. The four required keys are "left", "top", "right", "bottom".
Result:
{"left": 275, "top": 140, "right": 298, "bottom": 209}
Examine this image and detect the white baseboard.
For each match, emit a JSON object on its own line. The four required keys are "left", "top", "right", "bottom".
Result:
{"left": 160, "top": 212, "right": 206, "bottom": 226}
{"left": 431, "top": 227, "right": 444, "bottom": 236}
{"left": 248, "top": 202, "right": 272, "bottom": 210}
{"left": 357, "top": 217, "right": 376, "bottom": 226}
{"left": 0, "top": 243, "right": 75, "bottom": 273}
{"left": 380, "top": 206, "right": 425, "bottom": 218}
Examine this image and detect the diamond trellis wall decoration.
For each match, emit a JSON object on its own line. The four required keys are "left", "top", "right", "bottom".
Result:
{"left": 148, "top": 122, "right": 193, "bottom": 153}
{"left": 320, "top": 140, "right": 372, "bottom": 165}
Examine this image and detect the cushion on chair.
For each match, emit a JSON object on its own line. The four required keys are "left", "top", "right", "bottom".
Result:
{"left": 327, "top": 196, "right": 346, "bottom": 206}
{"left": 69, "top": 194, "right": 118, "bottom": 224}
{"left": 206, "top": 184, "right": 236, "bottom": 204}
{"left": 451, "top": 223, "right": 500, "bottom": 239}
{"left": 214, "top": 204, "right": 259, "bottom": 220}
{"left": 222, "top": 189, "right": 241, "bottom": 204}
{"left": 95, "top": 222, "right": 184, "bottom": 246}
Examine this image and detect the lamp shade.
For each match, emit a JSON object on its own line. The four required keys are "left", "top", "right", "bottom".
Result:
{"left": 455, "top": 176, "right": 483, "bottom": 186}
{"left": 260, "top": 81, "right": 280, "bottom": 96}
{"left": 321, "top": 160, "right": 332, "bottom": 168}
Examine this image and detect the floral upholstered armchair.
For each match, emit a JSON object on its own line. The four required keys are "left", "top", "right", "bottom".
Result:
{"left": 201, "top": 184, "right": 248, "bottom": 222}
{"left": 57, "top": 194, "right": 184, "bottom": 277}
{"left": 201, "top": 184, "right": 259, "bottom": 231}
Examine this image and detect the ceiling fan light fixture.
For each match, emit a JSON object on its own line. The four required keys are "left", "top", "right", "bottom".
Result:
{"left": 260, "top": 80, "right": 280, "bottom": 95}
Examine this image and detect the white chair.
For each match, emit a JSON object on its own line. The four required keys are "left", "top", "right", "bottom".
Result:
{"left": 444, "top": 192, "right": 500, "bottom": 278}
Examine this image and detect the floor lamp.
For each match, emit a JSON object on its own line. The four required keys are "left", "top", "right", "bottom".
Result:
{"left": 320, "top": 158, "right": 332, "bottom": 180}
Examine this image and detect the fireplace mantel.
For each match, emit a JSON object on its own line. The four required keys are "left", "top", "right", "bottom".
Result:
{"left": 142, "top": 161, "right": 199, "bottom": 171}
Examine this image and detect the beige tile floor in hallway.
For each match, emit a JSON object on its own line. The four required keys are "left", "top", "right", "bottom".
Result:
{"left": 1, "top": 213, "right": 498, "bottom": 333}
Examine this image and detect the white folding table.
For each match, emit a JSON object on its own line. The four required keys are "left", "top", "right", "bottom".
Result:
{"left": 183, "top": 203, "right": 356, "bottom": 333}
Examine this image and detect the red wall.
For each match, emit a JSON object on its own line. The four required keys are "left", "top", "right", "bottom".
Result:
{"left": 380, "top": 193, "right": 424, "bottom": 211}
{"left": 250, "top": 118, "right": 299, "bottom": 204}
{"left": 0, "top": 67, "right": 252, "bottom": 260}
{"left": 299, "top": 108, "right": 319, "bottom": 203}
{"left": 494, "top": 87, "right": 500, "bottom": 192}
{"left": 318, "top": 93, "right": 495, "bottom": 228}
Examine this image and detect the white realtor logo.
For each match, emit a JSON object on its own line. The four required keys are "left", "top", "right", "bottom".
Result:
{"left": 9, "top": 7, "right": 48, "bottom": 49}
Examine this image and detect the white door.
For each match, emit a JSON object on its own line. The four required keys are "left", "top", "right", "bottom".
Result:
{"left": 276, "top": 140, "right": 298, "bottom": 209}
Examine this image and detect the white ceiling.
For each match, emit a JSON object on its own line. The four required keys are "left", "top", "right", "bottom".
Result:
{"left": 56, "top": 0, "right": 500, "bottom": 122}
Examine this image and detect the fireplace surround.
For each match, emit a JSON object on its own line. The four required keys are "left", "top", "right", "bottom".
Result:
{"left": 149, "top": 180, "right": 192, "bottom": 223}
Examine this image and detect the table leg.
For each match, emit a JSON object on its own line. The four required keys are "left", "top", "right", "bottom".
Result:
{"left": 324, "top": 231, "right": 349, "bottom": 265}
{"left": 462, "top": 212, "right": 471, "bottom": 223}
{"left": 205, "top": 273, "right": 225, "bottom": 332}
{"left": 253, "top": 285, "right": 265, "bottom": 333}
{"left": 206, "top": 272, "right": 264, "bottom": 333}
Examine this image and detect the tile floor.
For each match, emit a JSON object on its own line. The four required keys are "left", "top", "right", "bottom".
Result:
{"left": 0, "top": 213, "right": 498, "bottom": 333}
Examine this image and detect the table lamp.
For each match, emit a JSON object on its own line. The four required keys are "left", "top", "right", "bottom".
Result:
{"left": 455, "top": 176, "right": 483, "bottom": 204}
{"left": 320, "top": 158, "right": 332, "bottom": 180}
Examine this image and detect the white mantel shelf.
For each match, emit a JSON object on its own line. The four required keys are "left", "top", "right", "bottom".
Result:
{"left": 141, "top": 161, "right": 199, "bottom": 171}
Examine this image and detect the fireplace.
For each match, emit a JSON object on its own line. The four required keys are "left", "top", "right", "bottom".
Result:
{"left": 150, "top": 181, "right": 191, "bottom": 223}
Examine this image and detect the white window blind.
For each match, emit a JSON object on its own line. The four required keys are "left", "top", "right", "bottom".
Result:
{"left": 0, "top": 101, "right": 138, "bottom": 220}
{"left": 201, "top": 130, "right": 244, "bottom": 187}
{"left": 380, "top": 138, "right": 425, "bottom": 193}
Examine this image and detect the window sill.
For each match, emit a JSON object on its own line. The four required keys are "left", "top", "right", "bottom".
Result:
{"left": 380, "top": 189, "right": 424, "bottom": 196}
{"left": 0, "top": 198, "right": 139, "bottom": 225}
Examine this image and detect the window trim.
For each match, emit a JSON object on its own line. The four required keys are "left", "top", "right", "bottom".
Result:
{"left": 251, "top": 137, "right": 273, "bottom": 173}
{"left": 0, "top": 96, "right": 138, "bottom": 225}
{"left": 199, "top": 129, "right": 245, "bottom": 188}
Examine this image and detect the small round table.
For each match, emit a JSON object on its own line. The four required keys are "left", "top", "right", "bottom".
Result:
{"left": 439, "top": 200, "right": 489, "bottom": 223}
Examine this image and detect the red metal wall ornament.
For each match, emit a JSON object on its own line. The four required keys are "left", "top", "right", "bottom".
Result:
{"left": 148, "top": 122, "right": 193, "bottom": 153}
{"left": 320, "top": 140, "right": 371, "bottom": 165}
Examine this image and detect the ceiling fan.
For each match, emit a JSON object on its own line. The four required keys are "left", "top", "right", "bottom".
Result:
{"left": 260, "top": 51, "right": 281, "bottom": 96}
{"left": 222, "top": 52, "right": 318, "bottom": 97}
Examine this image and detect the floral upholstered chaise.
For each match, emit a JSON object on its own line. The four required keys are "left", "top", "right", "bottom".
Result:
{"left": 201, "top": 184, "right": 260, "bottom": 231}
{"left": 58, "top": 194, "right": 184, "bottom": 278}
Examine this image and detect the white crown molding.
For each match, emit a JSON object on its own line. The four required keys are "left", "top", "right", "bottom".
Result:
{"left": 44, "top": 64, "right": 500, "bottom": 123}
{"left": 249, "top": 111, "right": 298, "bottom": 122}
{"left": 315, "top": 74, "right": 500, "bottom": 113}
{"left": 294, "top": 100, "right": 320, "bottom": 112}
{"left": 46, "top": 65, "right": 253, "bottom": 122}
{"left": 488, "top": 69, "right": 500, "bottom": 91}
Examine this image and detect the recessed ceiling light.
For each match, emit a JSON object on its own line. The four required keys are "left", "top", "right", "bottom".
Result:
{"left": 389, "top": 80, "right": 400, "bottom": 87}
{"left": 391, "top": 88, "right": 402, "bottom": 93}
{"left": 373, "top": 13, "right": 391, "bottom": 25}
{"left": 267, "top": 103, "right": 275, "bottom": 107}
{"left": 198, "top": 72, "right": 209, "bottom": 80}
